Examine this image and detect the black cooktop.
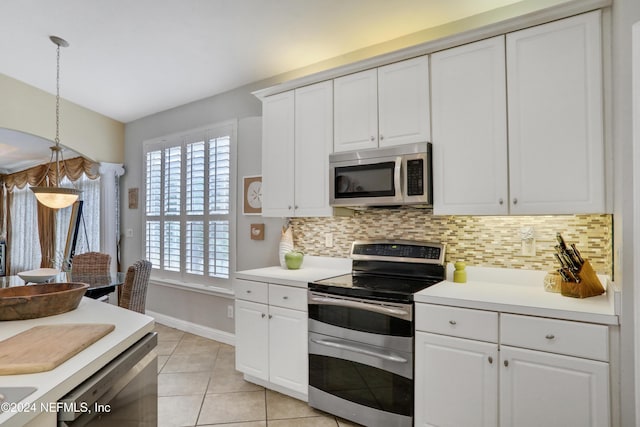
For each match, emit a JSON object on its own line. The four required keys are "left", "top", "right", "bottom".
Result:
{"left": 309, "top": 240, "right": 446, "bottom": 303}
{"left": 309, "top": 271, "right": 444, "bottom": 303}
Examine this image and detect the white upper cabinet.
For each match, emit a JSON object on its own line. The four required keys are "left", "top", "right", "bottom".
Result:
{"left": 333, "top": 68, "right": 379, "bottom": 152}
{"left": 262, "top": 91, "right": 295, "bottom": 217}
{"left": 334, "top": 56, "right": 430, "bottom": 152}
{"left": 432, "top": 11, "right": 604, "bottom": 215}
{"left": 378, "top": 56, "right": 431, "bottom": 147}
{"left": 506, "top": 11, "right": 604, "bottom": 214}
{"left": 261, "top": 81, "right": 333, "bottom": 217}
{"left": 294, "top": 81, "right": 333, "bottom": 217}
{"left": 432, "top": 36, "right": 508, "bottom": 215}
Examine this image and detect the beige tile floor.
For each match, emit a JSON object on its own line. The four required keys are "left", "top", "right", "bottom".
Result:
{"left": 154, "top": 323, "right": 361, "bottom": 427}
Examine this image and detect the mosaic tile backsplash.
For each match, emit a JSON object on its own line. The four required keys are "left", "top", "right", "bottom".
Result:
{"left": 290, "top": 210, "right": 613, "bottom": 277}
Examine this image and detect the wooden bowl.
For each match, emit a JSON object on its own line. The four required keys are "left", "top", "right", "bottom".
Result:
{"left": 0, "top": 283, "right": 89, "bottom": 321}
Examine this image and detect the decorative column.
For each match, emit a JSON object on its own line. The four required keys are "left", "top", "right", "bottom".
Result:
{"left": 99, "top": 162, "right": 125, "bottom": 274}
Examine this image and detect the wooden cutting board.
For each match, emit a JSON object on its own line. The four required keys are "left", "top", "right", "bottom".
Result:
{"left": 0, "top": 323, "right": 115, "bottom": 375}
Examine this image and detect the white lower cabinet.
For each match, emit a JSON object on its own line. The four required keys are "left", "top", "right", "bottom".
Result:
{"left": 500, "top": 346, "right": 609, "bottom": 427}
{"left": 415, "top": 304, "right": 611, "bottom": 427}
{"left": 415, "top": 332, "right": 498, "bottom": 427}
{"left": 235, "top": 279, "right": 309, "bottom": 399}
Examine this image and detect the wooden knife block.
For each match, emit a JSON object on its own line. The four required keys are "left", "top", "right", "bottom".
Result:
{"left": 560, "top": 260, "right": 605, "bottom": 298}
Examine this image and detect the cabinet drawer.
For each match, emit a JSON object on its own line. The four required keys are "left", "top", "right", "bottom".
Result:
{"left": 269, "top": 284, "right": 307, "bottom": 311}
{"left": 415, "top": 304, "right": 498, "bottom": 342}
{"left": 500, "top": 313, "right": 609, "bottom": 361}
{"left": 235, "top": 279, "right": 268, "bottom": 304}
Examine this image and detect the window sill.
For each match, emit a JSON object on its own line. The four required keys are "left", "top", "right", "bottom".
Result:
{"left": 149, "top": 278, "right": 235, "bottom": 299}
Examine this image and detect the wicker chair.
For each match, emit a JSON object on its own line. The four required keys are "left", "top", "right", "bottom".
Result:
{"left": 71, "top": 252, "right": 111, "bottom": 274}
{"left": 71, "top": 252, "right": 112, "bottom": 299}
{"left": 119, "top": 260, "right": 152, "bottom": 314}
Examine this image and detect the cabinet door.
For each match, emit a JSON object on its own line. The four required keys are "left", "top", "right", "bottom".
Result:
{"left": 235, "top": 299, "right": 269, "bottom": 380}
{"left": 268, "top": 306, "right": 308, "bottom": 395}
{"left": 415, "top": 332, "right": 498, "bottom": 427}
{"left": 500, "top": 346, "right": 609, "bottom": 427}
{"left": 294, "top": 81, "right": 333, "bottom": 217}
{"left": 262, "top": 91, "right": 295, "bottom": 217}
{"left": 431, "top": 36, "right": 508, "bottom": 215}
{"left": 506, "top": 11, "right": 604, "bottom": 214}
{"left": 334, "top": 69, "right": 378, "bottom": 152}
{"left": 378, "top": 55, "right": 431, "bottom": 147}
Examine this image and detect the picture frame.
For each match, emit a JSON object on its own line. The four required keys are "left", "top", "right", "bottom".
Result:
{"left": 243, "top": 175, "right": 262, "bottom": 215}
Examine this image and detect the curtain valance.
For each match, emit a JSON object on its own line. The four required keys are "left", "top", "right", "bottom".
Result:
{"left": 1, "top": 156, "right": 99, "bottom": 192}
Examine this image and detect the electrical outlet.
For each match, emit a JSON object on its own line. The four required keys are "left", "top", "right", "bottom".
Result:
{"left": 227, "top": 305, "right": 234, "bottom": 319}
{"left": 325, "top": 233, "right": 334, "bottom": 248}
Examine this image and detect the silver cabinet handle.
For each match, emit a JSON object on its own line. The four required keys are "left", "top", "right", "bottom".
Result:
{"left": 513, "top": 198, "right": 518, "bottom": 205}
{"left": 504, "top": 360, "right": 509, "bottom": 367}
{"left": 268, "top": 314, "right": 273, "bottom": 319}
{"left": 499, "top": 198, "right": 504, "bottom": 205}
{"left": 449, "top": 320, "right": 457, "bottom": 325}
{"left": 283, "top": 296, "right": 289, "bottom": 300}
{"left": 310, "top": 337, "right": 407, "bottom": 363}
{"left": 261, "top": 313, "right": 265, "bottom": 318}
{"left": 488, "top": 356, "right": 493, "bottom": 364}
{"left": 545, "top": 334, "right": 555, "bottom": 340}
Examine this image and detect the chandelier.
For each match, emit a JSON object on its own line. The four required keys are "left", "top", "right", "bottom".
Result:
{"left": 31, "top": 36, "right": 82, "bottom": 209}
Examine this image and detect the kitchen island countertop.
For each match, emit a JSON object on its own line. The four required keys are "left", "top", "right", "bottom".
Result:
{"left": 0, "top": 298, "right": 154, "bottom": 427}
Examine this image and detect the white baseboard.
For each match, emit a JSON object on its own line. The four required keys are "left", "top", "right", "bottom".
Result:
{"left": 146, "top": 309, "right": 235, "bottom": 346}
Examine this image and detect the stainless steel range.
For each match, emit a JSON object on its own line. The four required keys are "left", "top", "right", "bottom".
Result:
{"left": 308, "top": 240, "right": 446, "bottom": 427}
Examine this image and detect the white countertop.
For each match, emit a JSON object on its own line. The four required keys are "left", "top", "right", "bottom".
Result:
{"left": 415, "top": 265, "right": 620, "bottom": 325}
{"left": 235, "top": 256, "right": 352, "bottom": 287}
{"left": 0, "top": 298, "right": 155, "bottom": 427}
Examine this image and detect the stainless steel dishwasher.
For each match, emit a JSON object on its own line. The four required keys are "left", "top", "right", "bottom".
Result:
{"left": 57, "top": 332, "right": 157, "bottom": 426}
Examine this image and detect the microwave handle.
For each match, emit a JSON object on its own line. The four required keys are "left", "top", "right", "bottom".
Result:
{"left": 394, "top": 156, "right": 402, "bottom": 197}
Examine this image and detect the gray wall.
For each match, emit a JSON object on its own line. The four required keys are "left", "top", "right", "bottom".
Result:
{"left": 121, "top": 84, "right": 284, "bottom": 333}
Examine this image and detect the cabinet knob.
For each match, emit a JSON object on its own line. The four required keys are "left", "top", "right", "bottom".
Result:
{"left": 246, "top": 290, "right": 252, "bottom": 294}
{"left": 268, "top": 314, "right": 273, "bottom": 319}
{"left": 283, "top": 296, "right": 289, "bottom": 300}
{"left": 294, "top": 205, "right": 298, "bottom": 210}
{"left": 513, "top": 198, "right": 518, "bottom": 205}
{"left": 499, "top": 198, "right": 504, "bottom": 205}
{"left": 545, "top": 334, "right": 555, "bottom": 340}
{"left": 370, "top": 136, "right": 375, "bottom": 141}
{"left": 288, "top": 205, "right": 292, "bottom": 210}
{"left": 504, "top": 360, "right": 509, "bottom": 367}
{"left": 261, "top": 313, "right": 266, "bottom": 318}
{"left": 449, "top": 320, "right": 457, "bottom": 325}
{"left": 380, "top": 135, "right": 384, "bottom": 141}
{"left": 488, "top": 356, "right": 493, "bottom": 364}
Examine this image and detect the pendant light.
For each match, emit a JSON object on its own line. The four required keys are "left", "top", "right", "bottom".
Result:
{"left": 31, "top": 35, "right": 82, "bottom": 209}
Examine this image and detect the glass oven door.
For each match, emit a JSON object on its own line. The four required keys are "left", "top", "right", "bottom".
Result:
{"left": 307, "top": 291, "right": 414, "bottom": 427}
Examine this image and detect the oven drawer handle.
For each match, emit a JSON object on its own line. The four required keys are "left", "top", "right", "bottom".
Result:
{"left": 310, "top": 337, "right": 408, "bottom": 363}
{"left": 309, "top": 295, "right": 410, "bottom": 318}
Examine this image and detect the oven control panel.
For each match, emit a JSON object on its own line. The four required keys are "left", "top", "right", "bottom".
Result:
{"left": 350, "top": 240, "right": 445, "bottom": 265}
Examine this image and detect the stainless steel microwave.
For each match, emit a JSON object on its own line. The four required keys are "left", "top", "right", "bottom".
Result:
{"left": 329, "top": 142, "right": 432, "bottom": 208}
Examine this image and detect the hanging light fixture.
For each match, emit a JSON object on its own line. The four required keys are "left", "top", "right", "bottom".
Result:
{"left": 31, "top": 35, "right": 82, "bottom": 209}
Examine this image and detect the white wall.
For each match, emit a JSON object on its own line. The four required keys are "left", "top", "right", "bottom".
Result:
{"left": 612, "top": 0, "right": 640, "bottom": 425}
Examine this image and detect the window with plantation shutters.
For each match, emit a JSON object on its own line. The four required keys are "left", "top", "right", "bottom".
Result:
{"left": 143, "top": 122, "right": 235, "bottom": 285}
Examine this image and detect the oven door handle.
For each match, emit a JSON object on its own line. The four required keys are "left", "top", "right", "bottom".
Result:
{"left": 310, "top": 337, "right": 408, "bottom": 363}
{"left": 309, "top": 295, "right": 411, "bottom": 320}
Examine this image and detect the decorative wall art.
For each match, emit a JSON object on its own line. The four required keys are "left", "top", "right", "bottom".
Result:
{"left": 243, "top": 175, "right": 262, "bottom": 215}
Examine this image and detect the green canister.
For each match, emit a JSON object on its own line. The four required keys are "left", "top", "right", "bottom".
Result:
{"left": 453, "top": 261, "right": 467, "bottom": 283}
